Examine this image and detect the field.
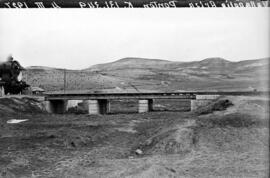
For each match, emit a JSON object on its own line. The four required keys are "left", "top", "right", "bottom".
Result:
{"left": 0, "top": 95, "right": 268, "bottom": 178}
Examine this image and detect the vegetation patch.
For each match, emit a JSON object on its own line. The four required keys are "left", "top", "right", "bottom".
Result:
{"left": 194, "top": 99, "right": 233, "bottom": 115}
{"left": 0, "top": 97, "right": 45, "bottom": 118}
{"left": 196, "top": 113, "right": 267, "bottom": 128}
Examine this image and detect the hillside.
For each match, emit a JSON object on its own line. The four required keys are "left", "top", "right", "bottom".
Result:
{"left": 23, "top": 57, "right": 269, "bottom": 92}
{"left": 87, "top": 57, "right": 171, "bottom": 71}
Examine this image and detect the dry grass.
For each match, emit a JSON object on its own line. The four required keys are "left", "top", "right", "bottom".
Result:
{"left": 0, "top": 96, "right": 269, "bottom": 177}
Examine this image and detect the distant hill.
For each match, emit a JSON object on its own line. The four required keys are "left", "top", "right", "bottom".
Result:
{"left": 26, "top": 66, "right": 61, "bottom": 71}
{"left": 87, "top": 57, "right": 172, "bottom": 71}
{"left": 23, "top": 57, "right": 269, "bottom": 92}
{"left": 87, "top": 57, "right": 268, "bottom": 71}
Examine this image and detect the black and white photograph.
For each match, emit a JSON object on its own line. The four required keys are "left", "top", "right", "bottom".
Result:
{"left": 0, "top": 7, "right": 269, "bottom": 178}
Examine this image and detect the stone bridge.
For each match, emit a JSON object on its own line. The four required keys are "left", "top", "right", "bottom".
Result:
{"left": 44, "top": 91, "right": 267, "bottom": 114}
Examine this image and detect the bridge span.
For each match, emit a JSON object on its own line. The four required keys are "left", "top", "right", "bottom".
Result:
{"left": 44, "top": 91, "right": 267, "bottom": 115}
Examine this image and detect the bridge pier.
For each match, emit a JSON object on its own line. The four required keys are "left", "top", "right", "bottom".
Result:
{"left": 191, "top": 95, "right": 220, "bottom": 111}
{"left": 138, "top": 99, "right": 153, "bottom": 113}
{"left": 88, "top": 99, "right": 110, "bottom": 115}
{"left": 0, "top": 86, "right": 4, "bottom": 97}
{"left": 45, "top": 100, "right": 68, "bottom": 114}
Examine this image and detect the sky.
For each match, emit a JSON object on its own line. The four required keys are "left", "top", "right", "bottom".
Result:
{"left": 0, "top": 8, "right": 269, "bottom": 69}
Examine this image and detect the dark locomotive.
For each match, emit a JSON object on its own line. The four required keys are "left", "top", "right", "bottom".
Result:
{"left": 0, "top": 56, "right": 29, "bottom": 95}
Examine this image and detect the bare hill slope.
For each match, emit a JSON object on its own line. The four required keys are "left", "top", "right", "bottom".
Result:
{"left": 23, "top": 57, "right": 269, "bottom": 92}
{"left": 87, "top": 57, "right": 171, "bottom": 71}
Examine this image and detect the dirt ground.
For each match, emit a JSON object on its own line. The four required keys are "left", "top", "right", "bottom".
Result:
{"left": 0, "top": 95, "right": 269, "bottom": 178}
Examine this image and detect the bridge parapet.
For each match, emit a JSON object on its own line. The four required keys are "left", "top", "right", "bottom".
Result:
{"left": 195, "top": 95, "right": 220, "bottom": 100}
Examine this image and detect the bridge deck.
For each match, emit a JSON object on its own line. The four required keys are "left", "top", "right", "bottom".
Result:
{"left": 44, "top": 91, "right": 268, "bottom": 101}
